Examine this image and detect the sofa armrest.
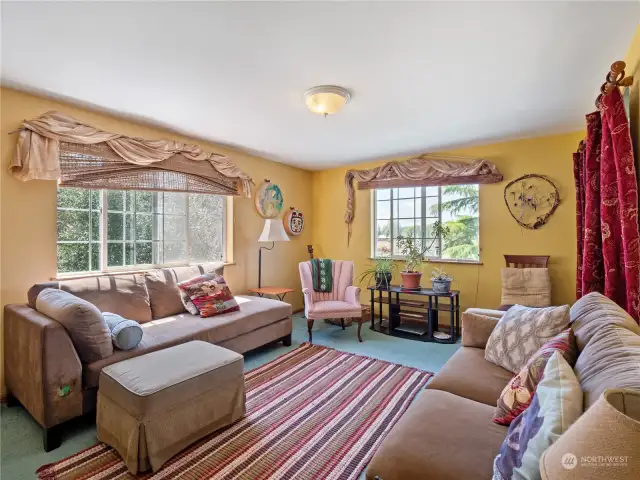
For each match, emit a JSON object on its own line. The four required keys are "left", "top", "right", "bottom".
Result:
{"left": 464, "top": 308, "right": 506, "bottom": 319}
{"left": 344, "top": 286, "right": 361, "bottom": 307}
{"left": 3, "top": 304, "right": 83, "bottom": 428}
{"left": 461, "top": 311, "right": 500, "bottom": 348}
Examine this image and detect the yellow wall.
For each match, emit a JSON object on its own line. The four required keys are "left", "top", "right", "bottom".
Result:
{"left": 0, "top": 87, "right": 313, "bottom": 394}
{"left": 311, "top": 131, "right": 585, "bottom": 313}
{"left": 624, "top": 24, "right": 640, "bottom": 176}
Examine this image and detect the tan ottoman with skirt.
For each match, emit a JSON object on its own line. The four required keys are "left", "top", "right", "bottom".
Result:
{"left": 97, "top": 341, "right": 245, "bottom": 474}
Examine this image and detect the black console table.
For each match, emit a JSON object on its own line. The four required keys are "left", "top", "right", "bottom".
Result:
{"left": 368, "top": 285, "right": 460, "bottom": 344}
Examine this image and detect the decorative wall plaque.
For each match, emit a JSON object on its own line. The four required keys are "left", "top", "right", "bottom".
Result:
{"left": 284, "top": 207, "right": 304, "bottom": 236}
{"left": 504, "top": 174, "right": 559, "bottom": 229}
{"left": 254, "top": 179, "right": 283, "bottom": 218}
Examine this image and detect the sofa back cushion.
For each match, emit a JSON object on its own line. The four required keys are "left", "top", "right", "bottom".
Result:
{"left": 28, "top": 274, "right": 152, "bottom": 323}
{"left": 570, "top": 292, "right": 640, "bottom": 409}
{"left": 144, "top": 262, "right": 225, "bottom": 319}
{"left": 36, "top": 288, "right": 113, "bottom": 363}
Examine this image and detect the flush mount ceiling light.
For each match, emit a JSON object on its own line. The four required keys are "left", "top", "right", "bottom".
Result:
{"left": 304, "top": 85, "right": 351, "bottom": 117}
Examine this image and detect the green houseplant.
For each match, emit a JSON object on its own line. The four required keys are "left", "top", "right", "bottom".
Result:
{"left": 396, "top": 221, "right": 449, "bottom": 289}
{"left": 356, "top": 252, "right": 398, "bottom": 289}
{"left": 431, "top": 266, "right": 453, "bottom": 293}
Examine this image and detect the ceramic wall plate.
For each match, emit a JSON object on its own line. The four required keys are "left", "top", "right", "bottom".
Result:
{"left": 255, "top": 180, "right": 284, "bottom": 218}
{"left": 284, "top": 207, "right": 304, "bottom": 236}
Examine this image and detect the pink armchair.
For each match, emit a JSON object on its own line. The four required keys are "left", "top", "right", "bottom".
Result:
{"left": 299, "top": 260, "right": 363, "bottom": 342}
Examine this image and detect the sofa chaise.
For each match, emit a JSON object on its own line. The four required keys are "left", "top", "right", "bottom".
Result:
{"left": 3, "top": 262, "right": 292, "bottom": 450}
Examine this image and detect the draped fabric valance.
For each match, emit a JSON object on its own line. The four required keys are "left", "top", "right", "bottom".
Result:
{"left": 344, "top": 154, "right": 503, "bottom": 244}
{"left": 9, "top": 111, "right": 254, "bottom": 197}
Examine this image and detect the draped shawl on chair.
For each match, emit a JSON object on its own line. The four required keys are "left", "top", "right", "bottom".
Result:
{"left": 344, "top": 154, "right": 503, "bottom": 243}
{"left": 9, "top": 111, "right": 254, "bottom": 197}
{"left": 574, "top": 88, "right": 640, "bottom": 322}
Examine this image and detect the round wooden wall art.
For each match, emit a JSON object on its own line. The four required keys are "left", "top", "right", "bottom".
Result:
{"left": 284, "top": 207, "right": 304, "bottom": 236}
{"left": 504, "top": 174, "right": 560, "bottom": 229}
{"left": 254, "top": 179, "right": 284, "bottom": 218}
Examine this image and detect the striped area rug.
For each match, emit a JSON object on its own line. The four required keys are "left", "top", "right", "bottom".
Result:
{"left": 37, "top": 343, "right": 432, "bottom": 480}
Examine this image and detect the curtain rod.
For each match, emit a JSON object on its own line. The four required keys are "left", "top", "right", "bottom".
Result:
{"left": 596, "top": 60, "right": 634, "bottom": 109}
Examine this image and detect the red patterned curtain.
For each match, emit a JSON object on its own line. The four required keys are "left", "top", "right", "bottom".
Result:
{"left": 574, "top": 88, "right": 640, "bottom": 322}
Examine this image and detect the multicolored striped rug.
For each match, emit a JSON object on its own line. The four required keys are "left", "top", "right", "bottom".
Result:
{"left": 37, "top": 343, "right": 432, "bottom": 480}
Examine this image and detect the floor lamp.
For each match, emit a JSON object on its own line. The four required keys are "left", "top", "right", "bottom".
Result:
{"left": 258, "top": 219, "right": 289, "bottom": 288}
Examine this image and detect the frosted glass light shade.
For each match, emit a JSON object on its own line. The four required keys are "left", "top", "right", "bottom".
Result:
{"left": 304, "top": 86, "right": 351, "bottom": 116}
{"left": 258, "top": 219, "right": 290, "bottom": 242}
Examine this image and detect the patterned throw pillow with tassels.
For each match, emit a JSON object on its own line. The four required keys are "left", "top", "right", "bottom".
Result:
{"left": 493, "top": 328, "right": 577, "bottom": 426}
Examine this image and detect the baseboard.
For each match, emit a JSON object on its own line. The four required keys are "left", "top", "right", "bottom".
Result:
{"left": 292, "top": 308, "right": 304, "bottom": 314}
{"left": 0, "top": 394, "right": 9, "bottom": 405}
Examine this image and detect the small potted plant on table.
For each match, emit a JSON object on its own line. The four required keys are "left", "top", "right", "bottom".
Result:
{"left": 396, "top": 222, "right": 449, "bottom": 290}
{"left": 356, "top": 252, "right": 397, "bottom": 289}
{"left": 431, "top": 266, "right": 453, "bottom": 293}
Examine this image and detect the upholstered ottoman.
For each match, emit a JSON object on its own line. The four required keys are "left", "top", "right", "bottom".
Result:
{"left": 97, "top": 341, "right": 245, "bottom": 474}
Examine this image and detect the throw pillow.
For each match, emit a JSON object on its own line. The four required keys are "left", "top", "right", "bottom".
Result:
{"left": 493, "top": 352, "right": 583, "bottom": 480}
{"left": 461, "top": 312, "right": 500, "bottom": 348}
{"left": 103, "top": 313, "right": 143, "bottom": 350}
{"left": 179, "top": 290, "right": 200, "bottom": 315}
{"left": 501, "top": 268, "right": 551, "bottom": 308}
{"left": 36, "top": 288, "right": 113, "bottom": 363}
{"left": 484, "top": 304, "right": 570, "bottom": 373}
{"left": 178, "top": 273, "right": 239, "bottom": 318}
{"left": 493, "top": 328, "right": 577, "bottom": 425}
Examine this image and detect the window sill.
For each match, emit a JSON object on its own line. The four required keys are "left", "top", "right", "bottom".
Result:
{"left": 368, "top": 258, "right": 483, "bottom": 266}
{"left": 52, "top": 262, "right": 236, "bottom": 281}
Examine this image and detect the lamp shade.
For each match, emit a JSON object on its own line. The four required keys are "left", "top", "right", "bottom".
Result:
{"left": 258, "top": 219, "right": 290, "bottom": 242}
{"left": 540, "top": 389, "right": 640, "bottom": 479}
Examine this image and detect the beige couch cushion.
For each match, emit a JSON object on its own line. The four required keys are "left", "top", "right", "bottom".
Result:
{"left": 570, "top": 293, "right": 640, "bottom": 409}
{"left": 501, "top": 267, "right": 551, "bottom": 307}
{"left": 36, "top": 288, "right": 113, "bottom": 363}
{"left": 29, "top": 274, "right": 152, "bottom": 323}
{"left": 84, "top": 295, "right": 291, "bottom": 388}
{"left": 484, "top": 304, "right": 570, "bottom": 373}
{"left": 461, "top": 312, "right": 499, "bottom": 348}
{"left": 426, "top": 347, "right": 513, "bottom": 406}
{"left": 366, "top": 389, "right": 507, "bottom": 480}
{"left": 144, "top": 262, "right": 225, "bottom": 319}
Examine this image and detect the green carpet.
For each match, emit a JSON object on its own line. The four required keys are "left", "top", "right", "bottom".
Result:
{"left": 0, "top": 313, "right": 459, "bottom": 479}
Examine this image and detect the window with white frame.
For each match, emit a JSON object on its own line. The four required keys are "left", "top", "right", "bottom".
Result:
{"left": 56, "top": 187, "right": 225, "bottom": 274}
{"left": 372, "top": 185, "right": 479, "bottom": 261}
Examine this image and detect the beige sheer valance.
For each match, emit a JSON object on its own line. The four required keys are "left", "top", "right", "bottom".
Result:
{"left": 10, "top": 111, "right": 253, "bottom": 197}
{"left": 344, "top": 154, "right": 503, "bottom": 244}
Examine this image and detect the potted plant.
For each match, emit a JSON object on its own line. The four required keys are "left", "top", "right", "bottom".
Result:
{"left": 396, "top": 221, "right": 449, "bottom": 289}
{"left": 356, "top": 253, "right": 398, "bottom": 289}
{"left": 431, "top": 267, "right": 453, "bottom": 293}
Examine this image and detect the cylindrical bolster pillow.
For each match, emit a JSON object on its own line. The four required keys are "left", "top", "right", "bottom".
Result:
{"left": 36, "top": 288, "right": 113, "bottom": 363}
{"left": 103, "top": 313, "right": 143, "bottom": 350}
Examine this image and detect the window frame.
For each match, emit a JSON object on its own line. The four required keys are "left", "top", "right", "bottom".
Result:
{"left": 57, "top": 188, "right": 227, "bottom": 276}
{"left": 371, "top": 185, "right": 480, "bottom": 262}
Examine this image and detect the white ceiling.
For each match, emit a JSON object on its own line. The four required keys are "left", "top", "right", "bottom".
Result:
{"left": 2, "top": 2, "right": 639, "bottom": 170}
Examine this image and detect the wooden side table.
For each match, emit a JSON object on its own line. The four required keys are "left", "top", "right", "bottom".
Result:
{"left": 247, "top": 287, "right": 294, "bottom": 301}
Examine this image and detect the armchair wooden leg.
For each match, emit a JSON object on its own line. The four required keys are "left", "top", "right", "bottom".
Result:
{"left": 357, "top": 316, "right": 363, "bottom": 343}
{"left": 340, "top": 318, "right": 345, "bottom": 330}
{"left": 307, "top": 318, "right": 314, "bottom": 343}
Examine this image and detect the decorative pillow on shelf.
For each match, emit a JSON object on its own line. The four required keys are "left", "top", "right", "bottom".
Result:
{"left": 493, "top": 328, "right": 577, "bottom": 426}
{"left": 178, "top": 273, "right": 239, "bottom": 318}
{"left": 501, "top": 268, "right": 551, "bottom": 308}
{"left": 103, "top": 313, "right": 143, "bottom": 351}
{"left": 493, "top": 352, "right": 583, "bottom": 480}
{"left": 484, "top": 304, "right": 570, "bottom": 373}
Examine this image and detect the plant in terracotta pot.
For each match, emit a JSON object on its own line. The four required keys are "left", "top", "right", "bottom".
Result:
{"left": 431, "top": 267, "right": 453, "bottom": 293}
{"left": 396, "top": 222, "right": 449, "bottom": 289}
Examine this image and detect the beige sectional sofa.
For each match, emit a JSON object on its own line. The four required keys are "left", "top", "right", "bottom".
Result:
{"left": 3, "top": 262, "right": 292, "bottom": 450}
{"left": 366, "top": 292, "right": 640, "bottom": 480}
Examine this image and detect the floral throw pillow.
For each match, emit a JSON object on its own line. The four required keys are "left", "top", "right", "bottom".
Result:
{"left": 177, "top": 273, "right": 239, "bottom": 318}
{"left": 493, "top": 328, "right": 577, "bottom": 426}
{"left": 493, "top": 352, "right": 582, "bottom": 480}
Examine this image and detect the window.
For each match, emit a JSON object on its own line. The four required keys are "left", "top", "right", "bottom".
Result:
{"left": 372, "top": 185, "right": 479, "bottom": 261}
{"left": 57, "top": 188, "right": 225, "bottom": 274}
